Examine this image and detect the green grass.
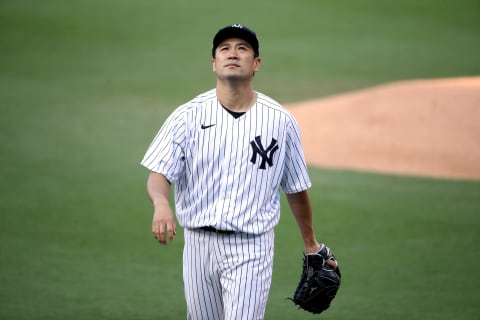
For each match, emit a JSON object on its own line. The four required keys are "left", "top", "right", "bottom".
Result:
{"left": 273, "top": 170, "right": 480, "bottom": 319}
{"left": 1, "top": 0, "right": 479, "bottom": 319}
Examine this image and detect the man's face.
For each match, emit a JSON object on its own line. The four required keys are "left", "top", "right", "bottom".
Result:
{"left": 212, "top": 38, "right": 261, "bottom": 81}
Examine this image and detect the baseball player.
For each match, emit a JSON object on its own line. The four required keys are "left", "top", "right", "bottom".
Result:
{"left": 141, "top": 24, "right": 325, "bottom": 320}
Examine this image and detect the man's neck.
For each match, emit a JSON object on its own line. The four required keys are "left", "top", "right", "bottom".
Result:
{"left": 216, "top": 79, "right": 256, "bottom": 112}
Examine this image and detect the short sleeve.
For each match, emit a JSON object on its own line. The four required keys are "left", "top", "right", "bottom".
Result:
{"left": 280, "top": 118, "right": 312, "bottom": 193}
{"left": 140, "top": 109, "right": 187, "bottom": 183}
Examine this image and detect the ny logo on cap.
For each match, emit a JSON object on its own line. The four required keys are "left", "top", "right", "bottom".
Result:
{"left": 232, "top": 24, "right": 244, "bottom": 29}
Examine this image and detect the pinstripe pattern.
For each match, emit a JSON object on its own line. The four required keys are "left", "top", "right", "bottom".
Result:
{"left": 183, "top": 228, "right": 274, "bottom": 320}
{"left": 141, "top": 89, "right": 311, "bottom": 319}
{"left": 141, "top": 89, "right": 311, "bottom": 234}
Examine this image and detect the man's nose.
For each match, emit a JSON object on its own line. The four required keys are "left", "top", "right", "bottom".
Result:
{"left": 228, "top": 50, "right": 239, "bottom": 59}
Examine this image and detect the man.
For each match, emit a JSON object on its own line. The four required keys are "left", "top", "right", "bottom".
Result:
{"left": 141, "top": 24, "right": 331, "bottom": 320}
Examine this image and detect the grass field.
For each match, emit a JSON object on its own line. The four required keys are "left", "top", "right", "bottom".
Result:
{"left": 1, "top": 1, "right": 480, "bottom": 319}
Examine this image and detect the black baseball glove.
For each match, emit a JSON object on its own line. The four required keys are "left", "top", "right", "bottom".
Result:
{"left": 289, "top": 244, "right": 341, "bottom": 314}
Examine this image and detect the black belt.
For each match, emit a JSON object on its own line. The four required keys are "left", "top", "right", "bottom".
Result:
{"left": 199, "top": 226, "right": 236, "bottom": 235}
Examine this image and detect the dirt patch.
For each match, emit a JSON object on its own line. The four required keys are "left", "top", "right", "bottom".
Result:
{"left": 287, "top": 77, "right": 480, "bottom": 181}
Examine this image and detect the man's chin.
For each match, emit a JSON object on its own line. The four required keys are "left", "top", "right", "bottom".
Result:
{"left": 218, "top": 74, "right": 252, "bottom": 82}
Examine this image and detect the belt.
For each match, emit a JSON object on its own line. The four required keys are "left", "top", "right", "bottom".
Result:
{"left": 199, "top": 226, "right": 236, "bottom": 235}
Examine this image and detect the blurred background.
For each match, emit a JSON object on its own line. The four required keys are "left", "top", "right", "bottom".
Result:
{"left": 1, "top": 1, "right": 479, "bottom": 319}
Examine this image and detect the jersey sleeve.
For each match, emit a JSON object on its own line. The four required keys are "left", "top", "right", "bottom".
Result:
{"left": 280, "top": 117, "right": 312, "bottom": 193}
{"left": 140, "top": 108, "right": 187, "bottom": 183}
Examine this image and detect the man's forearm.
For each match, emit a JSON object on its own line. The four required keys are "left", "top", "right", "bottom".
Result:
{"left": 147, "top": 172, "right": 171, "bottom": 207}
{"left": 286, "top": 190, "right": 320, "bottom": 253}
{"left": 147, "top": 171, "right": 176, "bottom": 244}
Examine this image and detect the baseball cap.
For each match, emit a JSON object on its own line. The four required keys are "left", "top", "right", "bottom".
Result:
{"left": 212, "top": 24, "right": 259, "bottom": 57}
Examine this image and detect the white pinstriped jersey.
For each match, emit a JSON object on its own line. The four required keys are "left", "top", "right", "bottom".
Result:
{"left": 141, "top": 89, "right": 311, "bottom": 234}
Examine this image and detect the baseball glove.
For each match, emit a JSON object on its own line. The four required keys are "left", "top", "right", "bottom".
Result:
{"left": 289, "top": 244, "right": 341, "bottom": 314}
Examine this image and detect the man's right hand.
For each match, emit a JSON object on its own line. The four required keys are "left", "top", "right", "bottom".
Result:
{"left": 152, "top": 204, "right": 176, "bottom": 244}
{"left": 147, "top": 172, "right": 176, "bottom": 245}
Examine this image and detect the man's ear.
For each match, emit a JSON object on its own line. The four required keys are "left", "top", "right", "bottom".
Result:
{"left": 254, "top": 57, "right": 262, "bottom": 72}
{"left": 212, "top": 58, "right": 216, "bottom": 72}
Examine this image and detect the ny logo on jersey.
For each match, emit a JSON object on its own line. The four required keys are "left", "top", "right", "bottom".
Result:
{"left": 250, "top": 136, "right": 279, "bottom": 169}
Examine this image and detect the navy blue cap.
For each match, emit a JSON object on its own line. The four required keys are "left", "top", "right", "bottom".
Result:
{"left": 212, "top": 24, "right": 259, "bottom": 57}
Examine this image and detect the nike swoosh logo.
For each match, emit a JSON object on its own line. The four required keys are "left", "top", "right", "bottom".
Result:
{"left": 201, "top": 124, "right": 216, "bottom": 129}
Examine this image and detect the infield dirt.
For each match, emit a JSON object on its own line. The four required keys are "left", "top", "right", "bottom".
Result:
{"left": 287, "top": 77, "right": 480, "bottom": 181}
